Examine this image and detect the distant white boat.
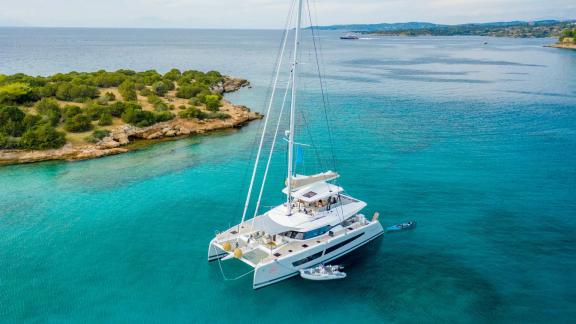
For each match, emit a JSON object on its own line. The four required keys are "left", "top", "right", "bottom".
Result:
{"left": 208, "top": 0, "right": 384, "bottom": 290}
{"left": 340, "top": 33, "right": 360, "bottom": 40}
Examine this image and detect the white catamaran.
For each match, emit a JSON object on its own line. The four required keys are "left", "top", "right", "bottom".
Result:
{"left": 207, "top": 0, "right": 384, "bottom": 289}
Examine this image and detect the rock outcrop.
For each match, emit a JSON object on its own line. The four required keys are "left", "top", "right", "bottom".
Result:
{"left": 210, "top": 77, "right": 250, "bottom": 95}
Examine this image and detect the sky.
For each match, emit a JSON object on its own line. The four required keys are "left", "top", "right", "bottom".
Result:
{"left": 0, "top": 0, "right": 575, "bottom": 29}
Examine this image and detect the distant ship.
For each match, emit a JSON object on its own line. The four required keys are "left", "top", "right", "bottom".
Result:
{"left": 340, "top": 33, "right": 360, "bottom": 40}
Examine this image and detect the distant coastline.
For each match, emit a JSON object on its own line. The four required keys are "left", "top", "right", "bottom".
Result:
{"left": 312, "top": 20, "right": 576, "bottom": 39}
{"left": 546, "top": 43, "right": 576, "bottom": 50}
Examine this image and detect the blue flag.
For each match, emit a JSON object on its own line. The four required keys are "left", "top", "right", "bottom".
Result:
{"left": 295, "top": 146, "right": 303, "bottom": 164}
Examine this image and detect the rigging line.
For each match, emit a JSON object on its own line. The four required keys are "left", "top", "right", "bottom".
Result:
{"left": 306, "top": 0, "right": 338, "bottom": 173}
{"left": 212, "top": 245, "right": 255, "bottom": 281}
{"left": 306, "top": 0, "right": 346, "bottom": 224}
{"left": 291, "top": 5, "right": 327, "bottom": 174}
{"left": 286, "top": 0, "right": 304, "bottom": 214}
{"left": 228, "top": 3, "right": 295, "bottom": 227}
{"left": 250, "top": 72, "right": 293, "bottom": 229}
{"left": 237, "top": 0, "right": 296, "bottom": 231}
{"left": 298, "top": 109, "right": 327, "bottom": 173}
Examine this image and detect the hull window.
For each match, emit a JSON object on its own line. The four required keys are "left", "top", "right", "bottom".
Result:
{"left": 325, "top": 233, "right": 364, "bottom": 255}
{"left": 292, "top": 251, "right": 323, "bottom": 267}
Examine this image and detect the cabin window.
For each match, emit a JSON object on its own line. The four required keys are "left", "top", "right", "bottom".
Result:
{"left": 292, "top": 251, "right": 323, "bottom": 267}
{"left": 303, "top": 225, "right": 331, "bottom": 239}
{"left": 283, "top": 226, "right": 331, "bottom": 240}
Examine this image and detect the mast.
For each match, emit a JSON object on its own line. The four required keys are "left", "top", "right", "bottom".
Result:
{"left": 286, "top": 0, "right": 303, "bottom": 216}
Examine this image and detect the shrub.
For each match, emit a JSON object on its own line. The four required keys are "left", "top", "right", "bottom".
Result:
{"left": 0, "top": 82, "right": 32, "bottom": 104}
{"left": 86, "top": 129, "right": 111, "bottom": 143}
{"left": 178, "top": 107, "right": 208, "bottom": 120}
{"left": 22, "top": 114, "right": 42, "bottom": 130}
{"left": 176, "top": 84, "right": 204, "bottom": 99}
{"left": 189, "top": 97, "right": 201, "bottom": 106}
{"left": 118, "top": 80, "right": 137, "bottom": 101}
{"left": 98, "top": 112, "right": 113, "bottom": 126}
{"left": 20, "top": 124, "right": 66, "bottom": 149}
{"left": 91, "top": 72, "right": 126, "bottom": 87}
{"left": 194, "top": 89, "right": 213, "bottom": 103}
{"left": 109, "top": 101, "right": 126, "bottom": 117}
{"left": 31, "top": 84, "right": 57, "bottom": 100}
{"left": 207, "top": 112, "right": 231, "bottom": 120}
{"left": 152, "top": 81, "right": 169, "bottom": 96}
{"left": 64, "top": 114, "right": 93, "bottom": 132}
{"left": 135, "top": 70, "right": 162, "bottom": 86}
{"left": 147, "top": 94, "right": 161, "bottom": 104}
{"left": 35, "top": 98, "right": 61, "bottom": 126}
{"left": 140, "top": 87, "right": 154, "bottom": 97}
{"left": 0, "top": 106, "right": 26, "bottom": 136}
{"left": 121, "top": 106, "right": 156, "bottom": 127}
{"left": 55, "top": 82, "right": 98, "bottom": 101}
{"left": 163, "top": 69, "right": 181, "bottom": 81}
{"left": 154, "top": 101, "right": 169, "bottom": 112}
{"left": 83, "top": 103, "right": 109, "bottom": 121}
{"left": 204, "top": 94, "right": 222, "bottom": 111}
{"left": 155, "top": 111, "right": 175, "bottom": 122}
{"left": 0, "top": 133, "right": 21, "bottom": 149}
{"left": 62, "top": 105, "right": 82, "bottom": 120}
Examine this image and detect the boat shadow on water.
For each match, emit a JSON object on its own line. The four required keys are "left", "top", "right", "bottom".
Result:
{"left": 258, "top": 243, "right": 503, "bottom": 322}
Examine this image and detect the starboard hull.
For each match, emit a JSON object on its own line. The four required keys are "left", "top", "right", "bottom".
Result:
{"left": 252, "top": 221, "right": 383, "bottom": 289}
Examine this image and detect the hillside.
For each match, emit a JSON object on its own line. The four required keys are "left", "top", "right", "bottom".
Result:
{"left": 310, "top": 22, "right": 442, "bottom": 32}
{"left": 313, "top": 20, "right": 575, "bottom": 38}
{"left": 371, "top": 21, "right": 574, "bottom": 38}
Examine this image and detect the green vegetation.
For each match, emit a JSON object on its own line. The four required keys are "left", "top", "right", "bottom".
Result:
{"left": 0, "top": 82, "right": 32, "bottom": 104}
{"left": 86, "top": 129, "right": 111, "bottom": 143}
{"left": 0, "top": 69, "right": 228, "bottom": 150}
{"left": 179, "top": 107, "right": 230, "bottom": 121}
{"left": 118, "top": 80, "right": 137, "bottom": 101}
{"left": 64, "top": 114, "right": 93, "bottom": 132}
{"left": 35, "top": 98, "right": 61, "bottom": 126}
{"left": 205, "top": 94, "right": 222, "bottom": 112}
{"left": 559, "top": 27, "right": 576, "bottom": 42}
{"left": 176, "top": 83, "right": 204, "bottom": 99}
{"left": 98, "top": 112, "right": 113, "bottom": 126}
{"left": 20, "top": 124, "right": 66, "bottom": 150}
{"left": 0, "top": 106, "right": 26, "bottom": 137}
{"left": 370, "top": 21, "right": 576, "bottom": 38}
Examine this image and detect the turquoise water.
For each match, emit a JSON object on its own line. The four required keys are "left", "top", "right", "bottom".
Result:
{"left": 1, "top": 28, "right": 576, "bottom": 323}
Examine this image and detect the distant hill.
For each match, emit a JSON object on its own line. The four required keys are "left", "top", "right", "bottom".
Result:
{"left": 311, "top": 20, "right": 576, "bottom": 38}
{"left": 311, "top": 22, "right": 443, "bottom": 32}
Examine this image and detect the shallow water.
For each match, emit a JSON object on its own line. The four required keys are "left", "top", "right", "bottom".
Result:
{"left": 1, "top": 28, "right": 575, "bottom": 323}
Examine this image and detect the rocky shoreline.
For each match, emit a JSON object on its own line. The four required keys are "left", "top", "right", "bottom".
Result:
{"left": 0, "top": 77, "right": 262, "bottom": 166}
{"left": 546, "top": 43, "right": 576, "bottom": 50}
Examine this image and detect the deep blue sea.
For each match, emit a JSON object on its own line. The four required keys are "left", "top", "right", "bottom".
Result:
{"left": 1, "top": 28, "right": 575, "bottom": 323}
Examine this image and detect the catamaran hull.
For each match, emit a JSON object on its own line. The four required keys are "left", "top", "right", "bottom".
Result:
{"left": 207, "top": 238, "right": 228, "bottom": 262}
{"left": 252, "top": 221, "right": 383, "bottom": 289}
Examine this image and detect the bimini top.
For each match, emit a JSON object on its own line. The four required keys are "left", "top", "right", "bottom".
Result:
{"left": 283, "top": 181, "right": 343, "bottom": 203}
{"left": 286, "top": 171, "right": 339, "bottom": 191}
